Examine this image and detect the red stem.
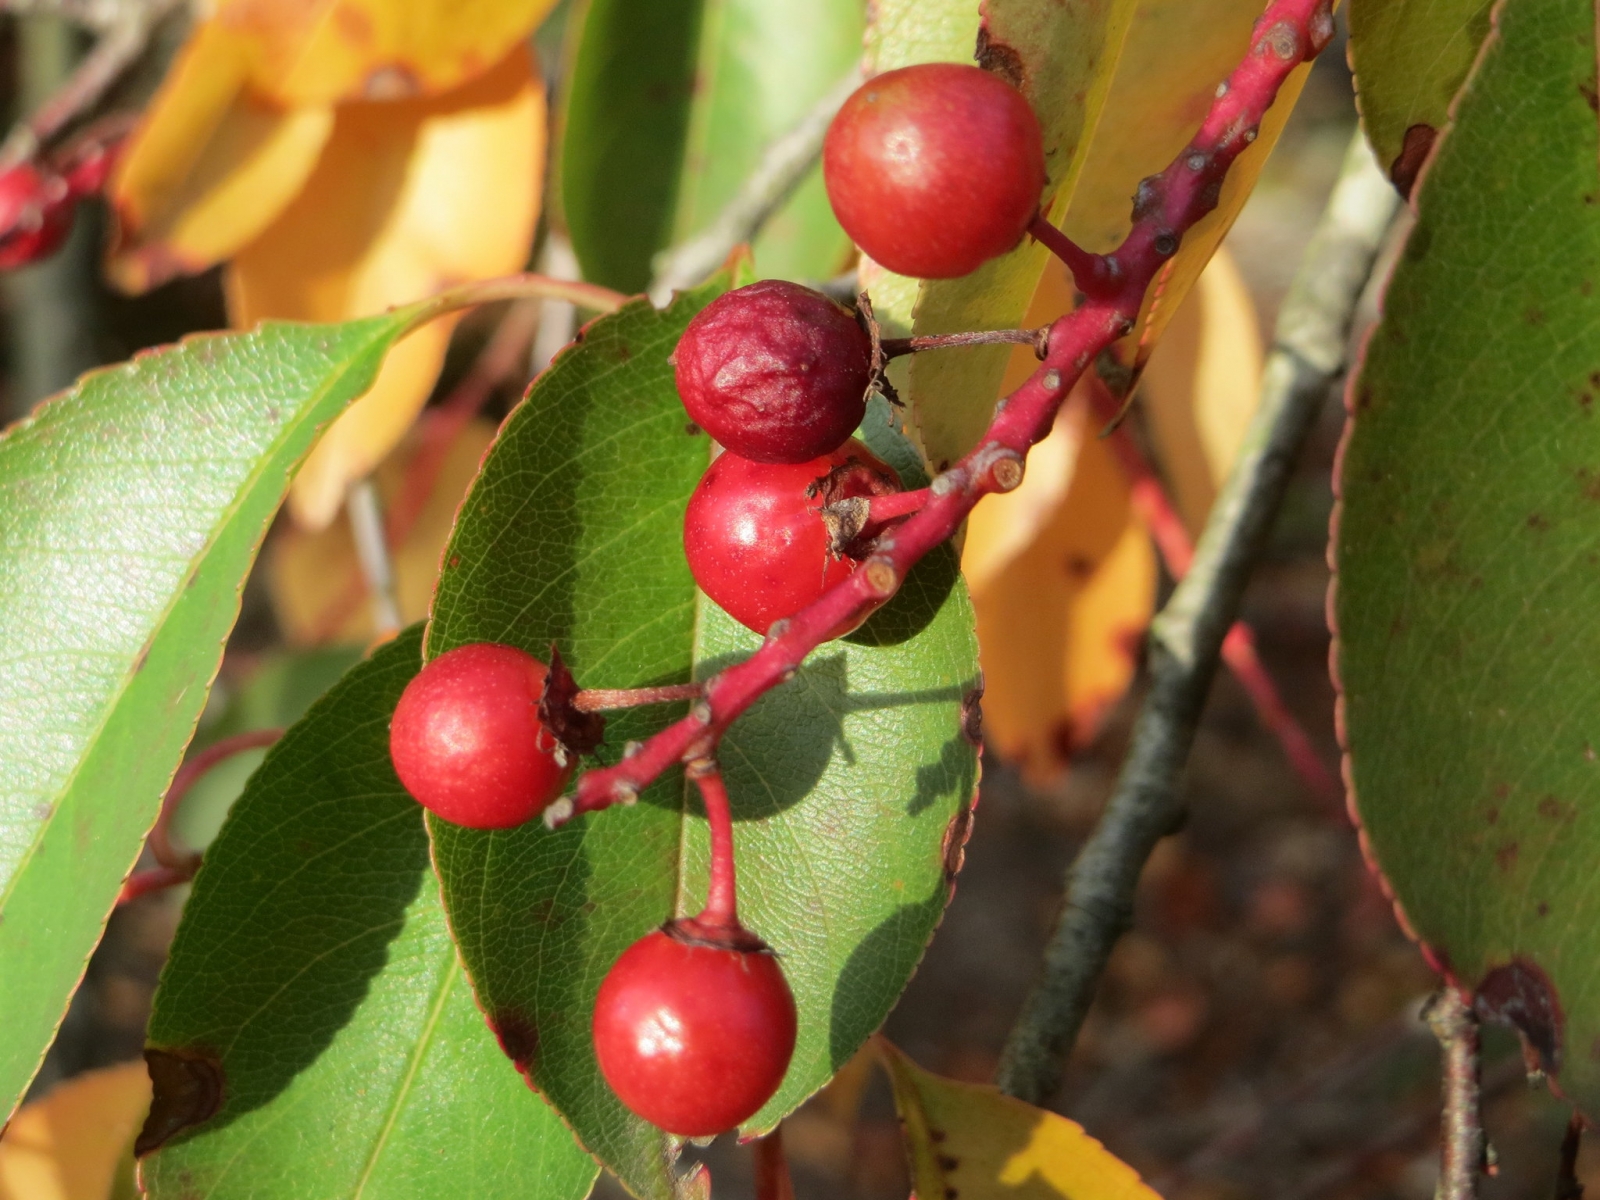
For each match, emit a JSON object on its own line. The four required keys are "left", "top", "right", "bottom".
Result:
{"left": 865, "top": 487, "right": 930, "bottom": 527}
{"left": 572, "top": 683, "right": 703, "bottom": 712}
{"left": 117, "top": 865, "right": 195, "bottom": 905}
{"left": 147, "top": 728, "right": 282, "bottom": 872}
{"left": 753, "top": 1127, "right": 796, "bottom": 1200}
{"left": 561, "top": 0, "right": 1335, "bottom": 824}
{"left": 1085, "top": 379, "right": 1341, "bottom": 808}
{"left": 1028, "top": 212, "right": 1108, "bottom": 294}
{"left": 690, "top": 763, "right": 739, "bottom": 927}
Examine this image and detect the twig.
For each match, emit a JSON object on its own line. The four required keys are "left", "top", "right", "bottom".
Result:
{"left": 0, "top": 0, "right": 175, "bottom": 168}
{"left": 880, "top": 328, "right": 1045, "bottom": 357}
{"left": 649, "top": 66, "right": 865, "bottom": 304}
{"left": 144, "top": 728, "right": 282, "bottom": 874}
{"left": 1557, "top": 1112, "right": 1584, "bottom": 1200}
{"left": 347, "top": 477, "right": 402, "bottom": 637}
{"left": 992, "top": 129, "right": 1398, "bottom": 1104}
{"left": 753, "top": 1126, "right": 796, "bottom": 1200}
{"left": 550, "top": 0, "right": 1342, "bottom": 838}
{"left": 571, "top": 683, "right": 703, "bottom": 713}
{"left": 1426, "top": 988, "right": 1484, "bottom": 1200}
{"left": 1085, "top": 377, "right": 1340, "bottom": 808}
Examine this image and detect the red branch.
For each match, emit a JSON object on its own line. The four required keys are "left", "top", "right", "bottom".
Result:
{"left": 556, "top": 0, "right": 1336, "bottom": 824}
{"left": 120, "top": 728, "right": 283, "bottom": 903}
{"left": 1085, "top": 379, "right": 1340, "bottom": 808}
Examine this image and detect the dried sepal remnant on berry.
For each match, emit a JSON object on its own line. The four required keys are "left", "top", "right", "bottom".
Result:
{"left": 824, "top": 62, "right": 1046, "bottom": 280}
{"left": 683, "top": 440, "right": 901, "bottom": 637}
{"left": 389, "top": 643, "right": 575, "bottom": 829}
{"left": 673, "top": 280, "right": 873, "bottom": 464}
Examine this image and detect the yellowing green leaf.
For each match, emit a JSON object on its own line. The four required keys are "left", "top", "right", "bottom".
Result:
{"left": 106, "top": 20, "right": 333, "bottom": 293}
{"left": 878, "top": 1039, "right": 1159, "bottom": 1200}
{"left": 1139, "top": 245, "right": 1262, "bottom": 535}
{"left": 0, "top": 1064, "right": 148, "bottom": 1200}
{"left": 213, "top": 0, "right": 560, "bottom": 105}
{"left": 229, "top": 46, "right": 544, "bottom": 529}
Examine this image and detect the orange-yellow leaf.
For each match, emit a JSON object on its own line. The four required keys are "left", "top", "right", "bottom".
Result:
{"left": 1138, "top": 245, "right": 1262, "bottom": 535}
{"left": 105, "top": 20, "right": 333, "bottom": 293}
{"left": 0, "top": 1064, "right": 149, "bottom": 1200}
{"left": 268, "top": 417, "right": 497, "bottom": 645}
{"left": 877, "top": 1039, "right": 1159, "bottom": 1200}
{"left": 229, "top": 46, "right": 544, "bottom": 529}
{"left": 213, "top": 0, "right": 560, "bottom": 105}
{"left": 962, "top": 259, "right": 1155, "bottom": 778}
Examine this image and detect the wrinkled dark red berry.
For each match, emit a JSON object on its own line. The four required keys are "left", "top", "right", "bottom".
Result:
{"left": 823, "top": 63, "right": 1046, "bottom": 279}
{"left": 389, "top": 643, "right": 573, "bottom": 829}
{"left": 673, "top": 280, "right": 872, "bottom": 464}
{"left": 0, "top": 161, "right": 74, "bottom": 270}
{"left": 683, "top": 440, "right": 900, "bottom": 636}
{"left": 593, "top": 921, "right": 797, "bottom": 1136}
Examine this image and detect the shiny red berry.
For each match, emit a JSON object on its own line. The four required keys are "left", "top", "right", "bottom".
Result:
{"left": 593, "top": 921, "right": 797, "bottom": 1137}
{"left": 0, "top": 161, "right": 73, "bottom": 270}
{"left": 683, "top": 440, "right": 900, "bottom": 636}
{"left": 389, "top": 643, "right": 573, "bottom": 829}
{"left": 673, "top": 280, "right": 872, "bottom": 464}
{"left": 823, "top": 63, "right": 1046, "bottom": 279}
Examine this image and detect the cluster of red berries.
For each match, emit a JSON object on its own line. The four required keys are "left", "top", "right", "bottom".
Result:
{"left": 387, "top": 61, "right": 1045, "bottom": 1139}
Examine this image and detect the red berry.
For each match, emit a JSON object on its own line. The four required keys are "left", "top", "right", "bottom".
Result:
{"left": 593, "top": 922, "right": 797, "bottom": 1136}
{"left": 0, "top": 161, "right": 73, "bottom": 270}
{"left": 673, "top": 280, "right": 873, "bottom": 464}
{"left": 683, "top": 440, "right": 900, "bottom": 636}
{"left": 823, "top": 63, "right": 1046, "bottom": 279}
{"left": 389, "top": 643, "right": 574, "bottom": 829}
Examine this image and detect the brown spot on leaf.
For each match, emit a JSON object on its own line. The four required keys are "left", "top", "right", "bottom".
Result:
{"left": 1527, "top": 307, "right": 1548, "bottom": 326}
{"left": 1486, "top": 806, "right": 1500, "bottom": 825}
{"left": 973, "top": 27, "right": 1025, "bottom": 90}
{"left": 685, "top": 422, "right": 701, "bottom": 436}
{"left": 937, "top": 1154, "right": 960, "bottom": 1171}
{"left": 1390, "top": 125, "right": 1437, "bottom": 198}
{"left": 1476, "top": 959, "right": 1563, "bottom": 1073}
{"left": 1528, "top": 513, "right": 1553, "bottom": 532}
{"left": 1538, "top": 901, "right": 1551, "bottom": 917}
{"left": 1064, "top": 554, "right": 1094, "bottom": 580}
{"left": 1580, "top": 80, "right": 1599, "bottom": 112}
{"left": 1539, "top": 795, "right": 1577, "bottom": 822}
{"left": 136, "top": 1047, "right": 224, "bottom": 1156}
{"left": 1577, "top": 468, "right": 1600, "bottom": 500}
{"left": 941, "top": 803, "right": 975, "bottom": 890}
{"left": 489, "top": 1009, "right": 540, "bottom": 1075}
{"left": 1495, "top": 842, "right": 1519, "bottom": 872}
{"left": 960, "top": 681, "right": 984, "bottom": 747}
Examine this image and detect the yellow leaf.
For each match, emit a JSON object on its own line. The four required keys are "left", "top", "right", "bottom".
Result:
{"left": 105, "top": 20, "right": 333, "bottom": 293}
{"left": 228, "top": 46, "right": 544, "bottom": 529}
{"left": 877, "top": 1039, "right": 1159, "bottom": 1200}
{"left": 0, "top": 1063, "right": 150, "bottom": 1200}
{"left": 213, "top": 0, "right": 560, "bottom": 105}
{"left": 962, "top": 260, "right": 1155, "bottom": 779}
{"left": 1138, "top": 245, "right": 1262, "bottom": 535}
{"left": 268, "top": 416, "right": 498, "bottom": 645}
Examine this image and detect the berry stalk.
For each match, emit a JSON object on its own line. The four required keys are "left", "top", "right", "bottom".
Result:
{"left": 688, "top": 760, "right": 740, "bottom": 927}
{"left": 559, "top": 0, "right": 1335, "bottom": 823}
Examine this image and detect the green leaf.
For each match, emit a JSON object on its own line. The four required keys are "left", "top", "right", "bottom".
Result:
{"left": 426, "top": 277, "right": 980, "bottom": 1198}
{"left": 865, "top": 0, "right": 1312, "bottom": 470}
{"left": 0, "top": 307, "right": 427, "bottom": 1122}
{"left": 1333, "top": 0, "right": 1600, "bottom": 1116}
{"left": 141, "top": 628, "right": 599, "bottom": 1200}
{"left": 558, "top": 0, "right": 861, "bottom": 293}
{"left": 1349, "top": 0, "right": 1494, "bottom": 195}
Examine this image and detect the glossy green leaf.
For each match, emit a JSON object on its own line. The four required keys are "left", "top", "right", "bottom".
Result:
{"left": 559, "top": 0, "right": 860, "bottom": 293}
{"left": 0, "top": 306, "right": 428, "bottom": 1123}
{"left": 1333, "top": 0, "right": 1600, "bottom": 1116}
{"left": 1349, "top": 0, "right": 1494, "bottom": 195}
{"left": 864, "top": 0, "right": 1299, "bottom": 472}
{"left": 141, "top": 628, "right": 599, "bottom": 1200}
{"left": 426, "top": 276, "right": 980, "bottom": 1199}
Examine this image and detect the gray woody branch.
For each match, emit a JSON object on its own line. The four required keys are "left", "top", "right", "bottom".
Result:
{"left": 649, "top": 66, "right": 864, "bottom": 304}
{"left": 994, "top": 130, "right": 1401, "bottom": 1105}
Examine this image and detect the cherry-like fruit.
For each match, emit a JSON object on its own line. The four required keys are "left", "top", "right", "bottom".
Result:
{"left": 823, "top": 62, "right": 1046, "bottom": 279}
{"left": 389, "top": 643, "right": 574, "bottom": 829}
{"left": 674, "top": 280, "right": 872, "bottom": 464}
{"left": 593, "top": 920, "right": 797, "bottom": 1137}
{"left": 683, "top": 440, "right": 900, "bottom": 635}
